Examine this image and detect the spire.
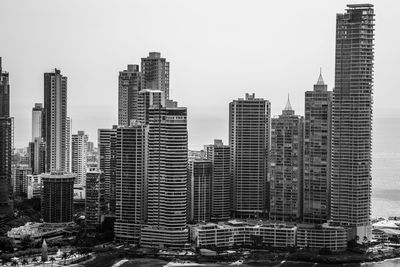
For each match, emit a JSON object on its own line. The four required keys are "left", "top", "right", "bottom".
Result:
{"left": 282, "top": 94, "right": 295, "bottom": 116}
{"left": 317, "top": 68, "right": 325, "bottom": 85}
{"left": 284, "top": 94, "right": 293, "bottom": 111}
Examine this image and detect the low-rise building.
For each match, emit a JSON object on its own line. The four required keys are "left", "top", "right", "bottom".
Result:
{"left": 7, "top": 222, "right": 72, "bottom": 244}
{"left": 296, "top": 223, "right": 347, "bottom": 252}
{"left": 190, "top": 220, "right": 296, "bottom": 249}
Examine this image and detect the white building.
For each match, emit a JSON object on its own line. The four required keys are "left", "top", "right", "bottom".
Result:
{"left": 72, "top": 131, "right": 88, "bottom": 185}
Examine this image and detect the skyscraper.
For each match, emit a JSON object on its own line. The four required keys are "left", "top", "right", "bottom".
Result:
{"left": 331, "top": 4, "right": 375, "bottom": 241}
{"left": 303, "top": 72, "right": 332, "bottom": 223}
{"left": 32, "top": 103, "right": 44, "bottom": 141}
{"left": 137, "top": 89, "right": 164, "bottom": 124}
{"left": 114, "top": 121, "right": 146, "bottom": 242}
{"left": 98, "top": 126, "right": 117, "bottom": 212}
{"left": 118, "top": 65, "right": 141, "bottom": 126}
{"left": 72, "top": 131, "right": 88, "bottom": 185}
{"left": 43, "top": 69, "right": 68, "bottom": 172}
{"left": 187, "top": 159, "right": 212, "bottom": 223}
{"left": 270, "top": 97, "right": 304, "bottom": 222}
{"left": 229, "top": 93, "right": 270, "bottom": 218}
{"left": 41, "top": 172, "right": 75, "bottom": 223}
{"left": 141, "top": 52, "right": 170, "bottom": 100}
{"left": 205, "top": 140, "right": 231, "bottom": 221}
{"left": 0, "top": 57, "right": 13, "bottom": 218}
{"left": 141, "top": 102, "right": 188, "bottom": 248}
{"left": 86, "top": 168, "right": 105, "bottom": 231}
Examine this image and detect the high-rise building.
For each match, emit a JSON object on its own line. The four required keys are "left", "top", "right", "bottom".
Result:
{"left": 85, "top": 168, "right": 105, "bottom": 231}
{"left": 229, "top": 93, "right": 271, "bottom": 218}
{"left": 29, "top": 138, "right": 46, "bottom": 175}
{"left": 32, "top": 103, "right": 44, "bottom": 141}
{"left": 303, "top": 73, "right": 332, "bottom": 223}
{"left": 29, "top": 103, "right": 46, "bottom": 175}
{"left": 187, "top": 159, "right": 212, "bottom": 223}
{"left": 118, "top": 65, "right": 141, "bottom": 126}
{"left": 15, "top": 166, "right": 32, "bottom": 197}
{"left": 0, "top": 57, "right": 13, "bottom": 218}
{"left": 331, "top": 4, "right": 375, "bottom": 240}
{"left": 65, "top": 117, "right": 71, "bottom": 173}
{"left": 72, "top": 131, "right": 88, "bottom": 185}
{"left": 43, "top": 69, "right": 68, "bottom": 172}
{"left": 141, "top": 103, "right": 188, "bottom": 248}
{"left": 137, "top": 89, "right": 164, "bottom": 124}
{"left": 41, "top": 172, "right": 75, "bottom": 223}
{"left": 141, "top": 52, "right": 170, "bottom": 100}
{"left": 205, "top": 140, "right": 231, "bottom": 221}
{"left": 270, "top": 98, "right": 304, "bottom": 222}
{"left": 114, "top": 121, "right": 146, "bottom": 242}
{"left": 98, "top": 126, "right": 117, "bottom": 213}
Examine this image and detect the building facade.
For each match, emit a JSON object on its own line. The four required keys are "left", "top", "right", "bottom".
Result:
{"left": 141, "top": 103, "right": 188, "bottom": 248}
{"left": 331, "top": 4, "right": 375, "bottom": 240}
{"left": 114, "top": 122, "right": 146, "bottom": 243}
{"left": 270, "top": 98, "right": 304, "bottom": 222}
{"left": 303, "top": 73, "right": 332, "bottom": 223}
{"left": 0, "top": 57, "right": 13, "bottom": 218}
{"left": 137, "top": 89, "right": 164, "bottom": 124}
{"left": 204, "top": 140, "right": 231, "bottom": 221}
{"left": 296, "top": 224, "right": 347, "bottom": 252}
{"left": 141, "top": 52, "right": 170, "bottom": 100}
{"left": 229, "top": 93, "right": 270, "bottom": 218}
{"left": 43, "top": 69, "right": 68, "bottom": 172}
{"left": 118, "top": 64, "right": 141, "bottom": 126}
{"left": 98, "top": 126, "right": 117, "bottom": 213}
{"left": 41, "top": 172, "right": 75, "bottom": 223}
{"left": 15, "top": 166, "right": 32, "bottom": 197}
{"left": 85, "top": 168, "right": 105, "bottom": 231}
{"left": 188, "top": 159, "right": 212, "bottom": 223}
{"left": 72, "top": 131, "right": 88, "bottom": 185}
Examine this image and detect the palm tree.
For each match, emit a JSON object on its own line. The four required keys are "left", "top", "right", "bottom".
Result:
{"left": 31, "top": 257, "right": 38, "bottom": 264}
{"left": 61, "top": 252, "right": 69, "bottom": 266}
{"left": 49, "top": 256, "right": 55, "bottom": 267}
{"left": 21, "top": 259, "right": 28, "bottom": 266}
{"left": 11, "top": 260, "right": 18, "bottom": 267}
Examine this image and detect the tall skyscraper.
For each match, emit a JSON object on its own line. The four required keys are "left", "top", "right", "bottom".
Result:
{"left": 270, "top": 98, "right": 304, "bottom": 222}
{"left": 187, "top": 159, "right": 212, "bottom": 223}
{"left": 229, "top": 93, "right": 270, "bottom": 218}
{"left": 141, "top": 102, "right": 188, "bottom": 248}
{"left": 29, "top": 103, "right": 46, "bottom": 175}
{"left": 141, "top": 52, "right": 170, "bottom": 100}
{"left": 32, "top": 103, "right": 44, "bottom": 141}
{"left": 98, "top": 126, "right": 117, "bottom": 212}
{"left": 0, "top": 57, "right": 13, "bottom": 218}
{"left": 114, "top": 121, "right": 146, "bottom": 242}
{"left": 43, "top": 69, "right": 68, "bottom": 172}
{"left": 118, "top": 65, "right": 141, "bottom": 126}
{"left": 41, "top": 172, "right": 75, "bottom": 223}
{"left": 205, "top": 140, "right": 231, "bottom": 221}
{"left": 65, "top": 117, "right": 71, "bottom": 173}
{"left": 86, "top": 168, "right": 105, "bottom": 231}
{"left": 137, "top": 89, "right": 164, "bottom": 124}
{"left": 72, "top": 131, "right": 88, "bottom": 185}
{"left": 331, "top": 4, "right": 375, "bottom": 240}
{"left": 303, "top": 72, "right": 332, "bottom": 223}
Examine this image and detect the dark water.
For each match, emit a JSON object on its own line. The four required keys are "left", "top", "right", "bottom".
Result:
{"left": 115, "top": 257, "right": 400, "bottom": 267}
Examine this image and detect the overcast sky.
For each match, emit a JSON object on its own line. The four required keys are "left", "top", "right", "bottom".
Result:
{"left": 1, "top": 0, "right": 398, "bottom": 149}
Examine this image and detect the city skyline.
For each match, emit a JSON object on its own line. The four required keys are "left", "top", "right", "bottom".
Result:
{"left": 1, "top": 0, "right": 398, "bottom": 150}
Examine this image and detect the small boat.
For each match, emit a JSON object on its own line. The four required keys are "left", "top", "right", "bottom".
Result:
{"left": 164, "top": 260, "right": 206, "bottom": 267}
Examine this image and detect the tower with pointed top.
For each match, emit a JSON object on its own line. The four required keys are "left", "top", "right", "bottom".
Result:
{"left": 270, "top": 96, "right": 304, "bottom": 221}
{"left": 331, "top": 4, "right": 375, "bottom": 241}
{"left": 229, "top": 93, "right": 271, "bottom": 218}
{"left": 303, "top": 72, "right": 332, "bottom": 223}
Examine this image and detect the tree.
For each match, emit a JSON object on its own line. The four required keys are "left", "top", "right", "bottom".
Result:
{"left": 61, "top": 252, "right": 69, "bottom": 266}
{"left": 20, "top": 235, "right": 34, "bottom": 250}
{"left": 11, "top": 260, "right": 18, "bottom": 267}
{"left": 0, "top": 236, "right": 15, "bottom": 252}
{"left": 21, "top": 259, "right": 28, "bottom": 266}
{"left": 31, "top": 257, "right": 38, "bottom": 265}
{"left": 49, "top": 256, "right": 55, "bottom": 267}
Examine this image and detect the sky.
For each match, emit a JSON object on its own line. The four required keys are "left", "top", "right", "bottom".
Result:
{"left": 1, "top": 0, "right": 399, "bottom": 150}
